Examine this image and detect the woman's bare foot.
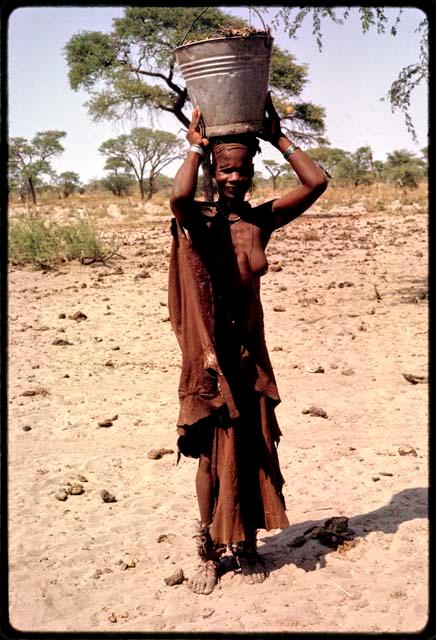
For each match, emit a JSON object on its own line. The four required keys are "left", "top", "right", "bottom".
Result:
{"left": 187, "top": 559, "right": 219, "bottom": 595}
{"left": 236, "top": 551, "right": 269, "bottom": 584}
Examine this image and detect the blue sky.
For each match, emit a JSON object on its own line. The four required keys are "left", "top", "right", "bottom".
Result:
{"left": 7, "top": 6, "right": 428, "bottom": 183}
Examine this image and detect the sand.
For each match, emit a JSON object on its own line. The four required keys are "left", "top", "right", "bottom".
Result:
{"left": 7, "top": 198, "right": 428, "bottom": 633}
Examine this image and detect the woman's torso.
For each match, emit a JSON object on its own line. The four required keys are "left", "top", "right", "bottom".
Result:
{"left": 187, "top": 201, "right": 275, "bottom": 337}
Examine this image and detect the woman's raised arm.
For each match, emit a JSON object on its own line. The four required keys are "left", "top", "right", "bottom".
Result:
{"left": 259, "top": 94, "right": 328, "bottom": 230}
{"left": 170, "top": 108, "right": 209, "bottom": 227}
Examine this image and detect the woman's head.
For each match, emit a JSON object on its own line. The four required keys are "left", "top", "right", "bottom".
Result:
{"left": 210, "top": 135, "right": 260, "bottom": 204}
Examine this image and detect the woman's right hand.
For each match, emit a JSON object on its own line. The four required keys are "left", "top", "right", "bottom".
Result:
{"left": 186, "top": 107, "right": 209, "bottom": 148}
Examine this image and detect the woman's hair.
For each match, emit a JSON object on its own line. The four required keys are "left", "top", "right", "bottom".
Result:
{"left": 209, "top": 134, "right": 261, "bottom": 173}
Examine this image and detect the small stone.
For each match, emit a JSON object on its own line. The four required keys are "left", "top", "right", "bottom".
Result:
{"left": 52, "top": 338, "right": 73, "bottom": 346}
{"left": 104, "top": 360, "right": 114, "bottom": 367}
{"left": 77, "top": 474, "right": 88, "bottom": 482}
{"left": 119, "top": 562, "right": 128, "bottom": 571}
{"left": 305, "top": 365, "right": 325, "bottom": 373}
{"left": 63, "top": 374, "right": 70, "bottom": 378}
{"left": 341, "top": 368, "right": 355, "bottom": 376}
{"left": 202, "top": 608, "right": 215, "bottom": 619}
{"left": 81, "top": 283, "right": 87, "bottom": 288}
{"left": 67, "top": 483, "right": 84, "bottom": 495}
{"left": 330, "top": 363, "right": 339, "bottom": 369}
{"left": 58, "top": 313, "right": 66, "bottom": 319}
{"left": 98, "top": 419, "right": 113, "bottom": 428}
{"left": 302, "top": 406, "right": 328, "bottom": 419}
{"left": 147, "top": 448, "right": 174, "bottom": 460}
{"left": 368, "top": 308, "right": 376, "bottom": 315}
{"left": 125, "top": 558, "right": 136, "bottom": 568}
{"left": 135, "top": 270, "right": 150, "bottom": 280}
{"left": 270, "top": 264, "right": 282, "bottom": 272}
{"left": 379, "top": 471, "right": 394, "bottom": 477}
{"left": 402, "top": 373, "right": 427, "bottom": 385}
{"left": 22, "top": 425, "right": 32, "bottom": 432}
{"left": 164, "top": 568, "right": 184, "bottom": 586}
{"left": 273, "top": 305, "right": 286, "bottom": 312}
{"left": 69, "top": 311, "right": 87, "bottom": 321}
{"left": 55, "top": 489, "right": 69, "bottom": 501}
{"left": 101, "top": 489, "right": 117, "bottom": 503}
{"left": 398, "top": 445, "right": 417, "bottom": 457}
{"left": 107, "top": 613, "right": 117, "bottom": 623}
{"left": 120, "top": 611, "right": 129, "bottom": 619}
{"left": 92, "top": 568, "right": 103, "bottom": 579}
{"left": 272, "top": 346, "right": 283, "bottom": 352}
{"left": 21, "top": 387, "right": 48, "bottom": 396}
{"left": 372, "top": 476, "right": 380, "bottom": 482}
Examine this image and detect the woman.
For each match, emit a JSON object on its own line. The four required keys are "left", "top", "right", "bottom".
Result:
{"left": 169, "top": 93, "right": 327, "bottom": 595}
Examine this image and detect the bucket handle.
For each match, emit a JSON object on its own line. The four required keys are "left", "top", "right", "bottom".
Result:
{"left": 177, "top": 6, "right": 270, "bottom": 47}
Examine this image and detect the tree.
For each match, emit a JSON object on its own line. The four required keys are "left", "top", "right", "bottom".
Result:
{"left": 65, "top": 7, "right": 328, "bottom": 200}
{"left": 9, "top": 131, "right": 66, "bottom": 204}
{"left": 330, "top": 146, "right": 374, "bottom": 186}
{"left": 273, "top": 7, "right": 428, "bottom": 142}
{"left": 99, "top": 127, "right": 184, "bottom": 200}
{"left": 305, "top": 147, "right": 350, "bottom": 178}
{"left": 263, "top": 159, "right": 289, "bottom": 190}
{"left": 384, "top": 148, "right": 426, "bottom": 188}
{"left": 101, "top": 158, "right": 136, "bottom": 196}
{"left": 56, "top": 171, "right": 82, "bottom": 198}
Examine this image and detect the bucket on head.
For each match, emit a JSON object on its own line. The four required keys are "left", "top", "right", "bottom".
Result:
{"left": 174, "top": 16, "right": 273, "bottom": 138}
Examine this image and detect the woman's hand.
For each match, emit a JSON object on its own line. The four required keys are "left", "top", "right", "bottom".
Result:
{"left": 186, "top": 107, "right": 209, "bottom": 148}
{"left": 259, "top": 93, "right": 283, "bottom": 147}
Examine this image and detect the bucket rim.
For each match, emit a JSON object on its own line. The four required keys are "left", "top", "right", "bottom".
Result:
{"left": 174, "top": 33, "right": 273, "bottom": 53}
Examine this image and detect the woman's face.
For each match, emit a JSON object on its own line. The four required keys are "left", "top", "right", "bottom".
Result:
{"left": 213, "top": 148, "right": 254, "bottom": 204}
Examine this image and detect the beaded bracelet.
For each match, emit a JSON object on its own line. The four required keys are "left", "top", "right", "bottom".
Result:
{"left": 283, "top": 143, "right": 300, "bottom": 161}
{"left": 189, "top": 144, "right": 205, "bottom": 157}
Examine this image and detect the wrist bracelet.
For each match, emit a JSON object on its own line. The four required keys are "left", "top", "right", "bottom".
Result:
{"left": 283, "top": 143, "right": 300, "bottom": 161}
{"left": 189, "top": 144, "right": 205, "bottom": 157}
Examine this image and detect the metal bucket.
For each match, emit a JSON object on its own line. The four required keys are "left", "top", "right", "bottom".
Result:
{"left": 175, "top": 33, "right": 273, "bottom": 138}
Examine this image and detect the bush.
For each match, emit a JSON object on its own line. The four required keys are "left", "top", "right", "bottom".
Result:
{"left": 9, "top": 216, "right": 61, "bottom": 265}
{"left": 8, "top": 215, "right": 118, "bottom": 266}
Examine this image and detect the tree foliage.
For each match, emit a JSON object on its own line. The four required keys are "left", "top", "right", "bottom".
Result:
{"left": 99, "top": 127, "right": 184, "bottom": 200}
{"left": 65, "top": 7, "right": 328, "bottom": 189}
{"left": 384, "top": 148, "right": 426, "bottom": 188}
{"left": 272, "top": 6, "right": 428, "bottom": 142}
{"left": 56, "top": 171, "right": 82, "bottom": 198}
{"left": 9, "top": 131, "right": 66, "bottom": 204}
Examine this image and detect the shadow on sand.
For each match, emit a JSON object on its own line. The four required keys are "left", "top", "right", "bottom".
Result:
{"left": 258, "top": 486, "right": 428, "bottom": 573}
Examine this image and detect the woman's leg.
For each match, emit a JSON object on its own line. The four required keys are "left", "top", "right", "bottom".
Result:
{"left": 188, "top": 450, "right": 222, "bottom": 595}
{"left": 195, "top": 453, "right": 213, "bottom": 525}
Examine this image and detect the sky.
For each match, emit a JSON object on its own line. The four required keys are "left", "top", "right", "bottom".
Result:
{"left": 7, "top": 5, "right": 428, "bottom": 183}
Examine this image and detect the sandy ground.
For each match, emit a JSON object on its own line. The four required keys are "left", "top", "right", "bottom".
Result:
{"left": 7, "top": 198, "right": 428, "bottom": 633}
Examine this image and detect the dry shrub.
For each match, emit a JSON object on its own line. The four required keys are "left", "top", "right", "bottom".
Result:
{"left": 8, "top": 214, "right": 119, "bottom": 267}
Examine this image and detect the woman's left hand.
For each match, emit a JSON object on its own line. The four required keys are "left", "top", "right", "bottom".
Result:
{"left": 259, "top": 92, "right": 283, "bottom": 146}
